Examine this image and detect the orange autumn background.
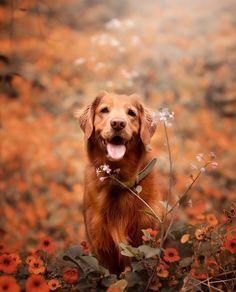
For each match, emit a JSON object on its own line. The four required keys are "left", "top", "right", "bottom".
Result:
{"left": 0, "top": 0, "right": 236, "bottom": 291}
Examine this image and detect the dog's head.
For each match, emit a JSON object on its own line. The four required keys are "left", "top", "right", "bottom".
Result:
{"left": 75, "top": 92, "right": 157, "bottom": 161}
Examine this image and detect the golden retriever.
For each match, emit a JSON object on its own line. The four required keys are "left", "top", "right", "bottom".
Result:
{"left": 76, "top": 91, "right": 162, "bottom": 273}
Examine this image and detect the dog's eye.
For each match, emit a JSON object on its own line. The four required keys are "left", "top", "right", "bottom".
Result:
{"left": 100, "top": 107, "right": 109, "bottom": 113}
{"left": 128, "top": 109, "right": 136, "bottom": 117}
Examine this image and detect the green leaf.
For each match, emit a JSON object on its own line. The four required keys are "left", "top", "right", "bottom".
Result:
{"left": 179, "top": 257, "right": 193, "bottom": 268}
{"left": 101, "top": 274, "right": 117, "bottom": 288}
{"left": 159, "top": 200, "right": 172, "bottom": 212}
{"left": 119, "top": 243, "right": 141, "bottom": 260}
{"left": 141, "top": 229, "right": 152, "bottom": 241}
{"left": 141, "top": 210, "right": 161, "bottom": 222}
{"left": 138, "top": 245, "right": 160, "bottom": 258}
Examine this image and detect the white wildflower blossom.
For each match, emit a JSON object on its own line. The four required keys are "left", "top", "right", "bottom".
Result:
{"left": 101, "top": 164, "right": 112, "bottom": 174}
{"left": 105, "top": 18, "right": 122, "bottom": 30}
{"left": 209, "top": 151, "right": 216, "bottom": 160}
{"left": 99, "top": 176, "right": 108, "bottom": 182}
{"left": 159, "top": 108, "right": 175, "bottom": 127}
{"left": 210, "top": 162, "right": 218, "bottom": 169}
{"left": 200, "top": 167, "right": 206, "bottom": 173}
{"left": 74, "top": 57, "right": 86, "bottom": 65}
{"left": 105, "top": 18, "right": 135, "bottom": 30}
{"left": 196, "top": 153, "right": 204, "bottom": 162}
{"left": 123, "top": 19, "right": 135, "bottom": 28}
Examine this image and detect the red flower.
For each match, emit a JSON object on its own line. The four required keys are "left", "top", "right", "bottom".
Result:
{"left": 146, "top": 228, "right": 158, "bottom": 237}
{"left": 190, "top": 268, "right": 207, "bottom": 280}
{"left": 163, "top": 248, "right": 180, "bottom": 263}
{"left": 26, "top": 275, "right": 49, "bottom": 292}
{"left": 63, "top": 268, "right": 79, "bottom": 284}
{"left": 225, "top": 239, "right": 236, "bottom": 254}
{"left": 37, "top": 236, "right": 56, "bottom": 253}
{"left": 0, "top": 254, "right": 18, "bottom": 274}
{"left": 0, "top": 276, "right": 20, "bottom": 292}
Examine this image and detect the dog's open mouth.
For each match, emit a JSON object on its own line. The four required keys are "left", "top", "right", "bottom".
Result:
{"left": 106, "top": 136, "right": 126, "bottom": 161}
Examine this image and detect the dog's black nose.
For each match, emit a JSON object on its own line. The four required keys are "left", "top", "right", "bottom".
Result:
{"left": 110, "top": 118, "right": 126, "bottom": 130}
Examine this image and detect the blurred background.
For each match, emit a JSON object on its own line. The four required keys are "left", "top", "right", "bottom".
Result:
{"left": 0, "top": 0, "right": 235, "bottom": 252}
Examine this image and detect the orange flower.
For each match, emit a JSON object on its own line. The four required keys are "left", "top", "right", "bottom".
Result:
{"left": 146, "top": 228, "right": 158, "bottom": 237}
{"left": 225, "top": 239, "right": 236, "bottom": 254}
{"left": 37, "top": 236, "right": 56, "bottom": 253}
{"left": 156, "top": 264, "right": 169, "bottom": 278}
{"left": 206, "top": 214, "right": 218, "bottom": 226}
{"left": 0, "top": 254, "right": 18, "bottom": 274}
{"left": 9, "top": 253, "right": 21, "bottom": 265}
{"left": 0, "top": 275, "right": 20, "bottom": 292}
{"left": 47, "top": 279, "right": 61, "bottom": 290}
{"left": 195, "top": 228, "right": 205, "bottom": 240}
{"left": 80, "top": 241, "right": 91, "bottom": 254}
{"left": 28, "top": 258, "right": 45, "bottom": 274}
{"left": 142, "top": 228, "right": 158, "bottom": 241}
{"left": 26, "top": 255, "right": 38, "bottom": 265}
{"left": 163, "top": 248, "right": 180, "bottom": 263}
{"left": 180, "top": 234, "right": 190, "bottom": 244}
{"left": 63, "top": 268, "right": 79, "bottom": 284}
{"left": 26, "top": 275, "right": 49, "bottom": 292}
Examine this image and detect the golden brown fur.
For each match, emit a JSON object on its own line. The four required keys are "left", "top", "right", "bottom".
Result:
{"left": 76, "top": 92, "right": 162, "bottom": 273}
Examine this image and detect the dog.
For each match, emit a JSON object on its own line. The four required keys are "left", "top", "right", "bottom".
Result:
{"left": 75, "top": 91, "right": 162, "bottom": 273}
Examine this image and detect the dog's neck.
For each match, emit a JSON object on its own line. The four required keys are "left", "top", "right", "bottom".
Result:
{"left": 87, "top": 138, "right": 148, "bottom": 183}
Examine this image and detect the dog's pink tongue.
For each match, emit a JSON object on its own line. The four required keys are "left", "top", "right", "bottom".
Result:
{"left": 107, "top": 143, "right": 126, "bottom": 160}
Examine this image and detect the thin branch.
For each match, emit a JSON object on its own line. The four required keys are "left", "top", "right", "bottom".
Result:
{"left": 167, "top": 161, "right": 211, "bottom": 215}
{"left": 110, "top": 176, "right": 162, "bottom": 224}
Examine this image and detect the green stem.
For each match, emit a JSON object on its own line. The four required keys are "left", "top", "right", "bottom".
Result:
{"left": 110, "top": 176, "right": 162, "bottom": 224}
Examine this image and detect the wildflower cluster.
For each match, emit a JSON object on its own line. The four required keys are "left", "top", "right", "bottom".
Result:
{"left": 158, "top": 108, "right": 175, "bottom": 127}
{"left": 96, "top": 164, "right": 120, "bottom": 182}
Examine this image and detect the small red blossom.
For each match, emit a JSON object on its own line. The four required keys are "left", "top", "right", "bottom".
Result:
{"left": 163, "top": 248, "right": 180, "bottom": 263}
{"left": 26, "top": 275, "right": 49, "bottom": 292}
{"left": 0, "top": 254, "right": 18, "bottom": 274}
{"left": 63, "top": 268, "right": 79, "bottom": 284}
{"left": 37, "top": 236, "right": 56, "bottom": 253}
{"left": 225, "top": 239, "right": 236, "bottom": 254}
{"left": 190, "top": 268, "right": 207, "bottom": 280}
{"left": 47, "top": 279, "right": 61, "bottom": 290}
{"left": 146, "top": 228, "right": 158, "bottom": 237}
{"left": 0, "top": 275, "right": 20, "bottom": 292}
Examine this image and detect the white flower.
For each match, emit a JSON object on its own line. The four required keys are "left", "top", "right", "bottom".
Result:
{"left": 99, "top": 176, "right": 108, "bottom": 182}
{"left": 101, "top": 164, "right": 112, "bottom": 174}
{"left": 74, "top": 57, "right": 86, "bottom": 65}
{"left": 196, "top": 153, "right": 204, "bottom": 162}
{"left": 209, "top": 151, "right": 216, "bottom": 160}
{"left": 159, "top": 108, "right": 175, "bottom": 127}
{"left": 200, "top": 167, "right": 206, "bottom": 173}
{"left": 210, "top": 162, "right": 218, "bottom": 169}
{"left": 105, "top": 18, "right": 122, "bottom": 30}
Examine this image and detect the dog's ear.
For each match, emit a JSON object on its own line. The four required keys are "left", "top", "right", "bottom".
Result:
{"left": 74, "top": 91, "right": 107, "bottom": 139}
{"left": 140, "top": 105, "right": 157, "bottom": 151}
